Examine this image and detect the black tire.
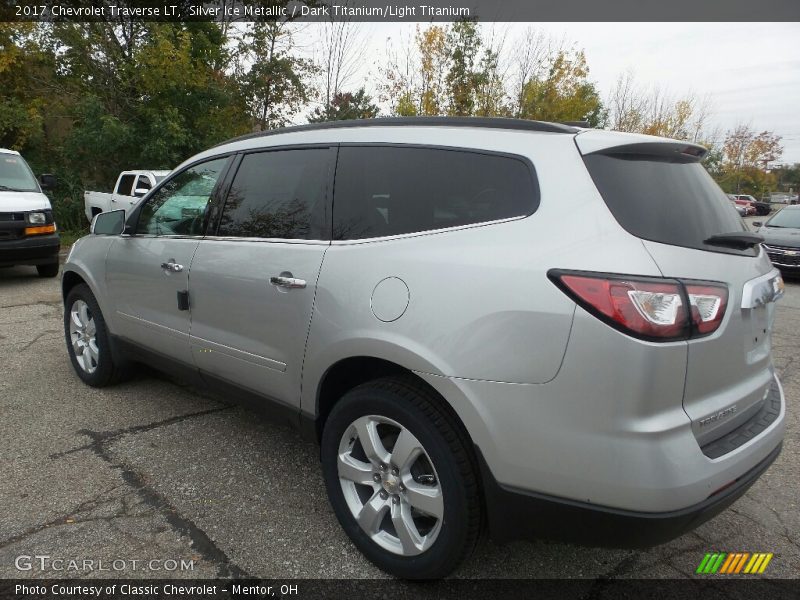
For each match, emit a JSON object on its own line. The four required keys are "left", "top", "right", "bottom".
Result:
{"left": 64, "top": 283, "right": 132, "bottom": 387}
{"left": 321, "top": 376, "right": 481, "bottom": 579}
{"left": 36, "top": 263, "right": 59, "bottom": 278}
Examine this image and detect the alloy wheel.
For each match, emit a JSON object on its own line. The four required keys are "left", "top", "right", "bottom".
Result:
{"left": 337, "top": 415, "right": 444, "bottom": 556}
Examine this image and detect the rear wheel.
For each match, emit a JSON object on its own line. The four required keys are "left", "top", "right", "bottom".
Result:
{"left": 36, "top": 263, "right": 59, "bottom": 278}
{"left": 64, "top": 284, "right": 131, "bottom": 387}
{"left": 321, "top": 376, "right": 481, "bottom": 579}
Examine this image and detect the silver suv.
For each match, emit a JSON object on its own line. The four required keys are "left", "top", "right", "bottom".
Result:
{"left": 62, "top": 118, "right": 786, "bottom": 579}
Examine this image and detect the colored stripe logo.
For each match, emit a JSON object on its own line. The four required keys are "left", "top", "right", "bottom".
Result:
{"left": 696, "top": 552, "right": 773, "bottom": 574}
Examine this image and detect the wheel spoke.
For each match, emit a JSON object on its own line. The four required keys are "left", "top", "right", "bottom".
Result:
{"left": 87, "top": 340, "right": 99, "bottom": 368}
{"left": 71, "top": 336, "right": 83, "bottom": 354}
{"left": 338, "top": 453, "right": 375, "bottom": 486}
{"left": 403, "top": 479, "right": 444, "bottom": 519}
{"left": 70, "top": 310, "right": 84, "bottom": 331}
{"left": 78, "top": 302, "right": 90, "bottom": 327}
{"left": 85, "top": 319, "right": 96, "bottom": 337}
{"left": 391, "top": 501, "right": 424, "bottom": 554}
{"left": 357, "top": 491, "right": 389, "bottom": 535}
{"left": 354, "top": 417, "right": 390, "bottom": 465}
{"left": 390, "top": 428, "right": 422, "bottom": 472}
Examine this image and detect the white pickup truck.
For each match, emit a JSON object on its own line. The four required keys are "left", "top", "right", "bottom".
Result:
{"left": 84, "top": 170, "right": 170, "bottom": 223}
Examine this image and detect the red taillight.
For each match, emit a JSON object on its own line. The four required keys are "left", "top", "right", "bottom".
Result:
{"left": 685, "top": 283, "right": 728, "bottom": 335}
{"left": 551, "top": 271, "right": 728, "bottom": 341}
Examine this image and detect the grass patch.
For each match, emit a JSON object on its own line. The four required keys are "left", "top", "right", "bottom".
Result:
{"left": 58, "top": 227, "right": 89, "bottom": 249}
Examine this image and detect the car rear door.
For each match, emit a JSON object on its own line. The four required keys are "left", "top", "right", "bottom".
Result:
{"left": 577, "top": 132, "right": 783, "bottom": 447}
{"left": 104, "top": 156, "right": 232, "bottom": 364}
{"left": 187, "top": 147, "right": 334, "bottom": 407}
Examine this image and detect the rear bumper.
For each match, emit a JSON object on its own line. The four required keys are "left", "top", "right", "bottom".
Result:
{"left": 478, "top": 441, "right": 782, "bottom": 547}
{"left": 0, "top": 233, "right": 60, "bottom": 266}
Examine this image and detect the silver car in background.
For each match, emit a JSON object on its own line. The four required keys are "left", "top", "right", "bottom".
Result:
{"left": 62, "top": 118, "right": 785, "bottom": 579}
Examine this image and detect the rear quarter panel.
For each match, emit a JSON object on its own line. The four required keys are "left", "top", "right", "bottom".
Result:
{"left": 300, "top": 130, "right": 665, "bottom": 417}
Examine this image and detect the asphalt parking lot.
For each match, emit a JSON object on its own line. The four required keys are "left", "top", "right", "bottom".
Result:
{"left": 1, "top": 223, "right": 798, "bottom": 580}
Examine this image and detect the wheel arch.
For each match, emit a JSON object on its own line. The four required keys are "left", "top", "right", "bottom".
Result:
{"left": 61, "top": 269, "right": 88, "bottom": 301}
{"left": 311, "top": 356, "right": 487, "bottom": 469}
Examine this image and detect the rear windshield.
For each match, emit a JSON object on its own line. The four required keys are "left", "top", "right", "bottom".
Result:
{"left": 583, "top": 153, "right": 754, "bottom": 256}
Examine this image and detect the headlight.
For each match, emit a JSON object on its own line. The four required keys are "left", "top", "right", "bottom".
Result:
{"left": 27, "top": 212, "right": 47, "bottom": 224}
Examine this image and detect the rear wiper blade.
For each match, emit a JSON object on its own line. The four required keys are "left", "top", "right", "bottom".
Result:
{"left": 703, "top": 231, "right": 764, "bottom": 249}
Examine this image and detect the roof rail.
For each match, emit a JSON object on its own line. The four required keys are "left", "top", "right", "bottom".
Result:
{"left": 215, "top": 116, "right": 580, "bottom": 147}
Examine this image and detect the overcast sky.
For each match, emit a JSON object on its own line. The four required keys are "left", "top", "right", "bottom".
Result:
{"left": 322, "top": 22, "right": 800, "bottom": 164}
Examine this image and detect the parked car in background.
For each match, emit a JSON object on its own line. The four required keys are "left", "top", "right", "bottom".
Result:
{"left": 84, "top": 170, "right": 170, "bottom": 223}
{"left": 765, "top": 192, "right": 793, "bottom": 204}
{"left": 0, "top": 148, "right": 60, "bottom": 277}
{"left": 62, "top": 118, "right": 786, "bottom": 578}
{"left": 729, "top": 198, "right": 747, "bottom": 217}
{"left": 734, "top": 194, "right": 771, "bottom": 216}
{"left": 753, "top": 205, "right": 800, "bottom": 272}
{"left": 728, "top": 194, "right": 756, "bottom": 216}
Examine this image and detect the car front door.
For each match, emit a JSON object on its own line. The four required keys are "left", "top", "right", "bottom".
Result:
{"left": 105, "top": 156, "right": 231, "bottom": 364}
{"left": 188, "top": 147, "right": 334, "bottom": 407}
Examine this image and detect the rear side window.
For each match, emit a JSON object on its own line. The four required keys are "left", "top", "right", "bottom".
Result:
{"left": 218, "top": 149, "right": 331, "bottom": 240}
{"left": 333, "top": 146, "right": 537, "bottom": 240}
{"left": 117, "top": 174, "right": 135, "bottom": 196}
{"left": 583, "top": 154, "right": 753, "bottom": 255}
{"left": 136, "top": 176, "right": 152, "bottom": 192}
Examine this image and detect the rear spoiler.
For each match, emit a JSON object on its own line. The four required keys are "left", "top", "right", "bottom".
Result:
{"left": 575, "top": 130, "right": 707, "bottom": 162}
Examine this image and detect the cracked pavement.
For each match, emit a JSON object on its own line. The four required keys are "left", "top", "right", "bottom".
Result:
{"left": 0, "top": 257, "right": 798, "bottom": 580}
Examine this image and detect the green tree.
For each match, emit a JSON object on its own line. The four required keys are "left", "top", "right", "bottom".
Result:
{"left": 518, "top": 50, "right": 605, "bottom": 126}
{"left": 309, "top": 88, "right": 378, "bottom": 122}
{"left": 445, "top": 19, "right": 483, "bottom": 116}
{"left": 722, "top": 125, "right": 783, "bottom": 193}
{"left": 240, "top": 22, "right": 316, "bottom": 131}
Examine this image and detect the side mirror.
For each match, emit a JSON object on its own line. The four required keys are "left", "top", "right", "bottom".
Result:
{"left": 91, "top": 209, "right": 126, "bottom": 235}
{"left": 752, "top": 221, "right": 762, "bottom": 228}
{"left": 39, "top": 174, "right": 57, "bottom": 191}
{"left": 133, "top": 188, "right": 149, "bottom": 198}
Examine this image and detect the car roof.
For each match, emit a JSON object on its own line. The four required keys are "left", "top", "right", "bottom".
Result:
{"left": 216, "top": 117, "right": 581, "bottom": 148}
{"left": 184, "top": 118, "right": 705, "bottom": 175}
{"left": 0, "top": 148, "right": 21, "bottom": 156}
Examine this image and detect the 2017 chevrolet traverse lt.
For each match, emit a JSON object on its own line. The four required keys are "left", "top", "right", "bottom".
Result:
{"left": 62, "top": 117, "right": 785, "bottom": 578}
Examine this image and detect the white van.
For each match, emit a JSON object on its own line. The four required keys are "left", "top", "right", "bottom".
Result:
{"left": 0, "top": 148, "right": 60, "bottom": 277}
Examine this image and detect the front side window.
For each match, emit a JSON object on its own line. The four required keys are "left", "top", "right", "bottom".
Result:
{"left": 217, "top": 148, "right": 331, "bottom": 240}
{"left": 136, "top": 157, "right": 228, "bottom": 236}
{"left": 117, "top": 174, "right": 136, "bottom": 196}
{"left": 332, "top": 146, "right": 538, "bottom": 240}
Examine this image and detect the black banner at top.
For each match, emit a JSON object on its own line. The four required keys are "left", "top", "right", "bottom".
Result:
{"left": 2, "top": 0, "right": 799, "bottom": 22}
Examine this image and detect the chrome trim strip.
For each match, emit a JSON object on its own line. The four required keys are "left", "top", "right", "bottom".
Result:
{"left": 190, "top": 335, "right": 287, "bottom": 372}
{"left": 741, "top": 268, "right": 784, "bottom": 309}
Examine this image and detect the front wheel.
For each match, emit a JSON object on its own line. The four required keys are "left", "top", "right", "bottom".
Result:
{"left": 321, "top": 376, "right": 481, "bottom": 579}
{"left": 64, "top": 283, "right": 131, "bottom": 387}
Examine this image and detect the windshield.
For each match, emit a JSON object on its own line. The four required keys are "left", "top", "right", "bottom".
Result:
{"left": 0, "top": 154, "right": 39, "bottom": 192}
{"left": 766, "top": 209, "right": 800, "bottom": 229}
